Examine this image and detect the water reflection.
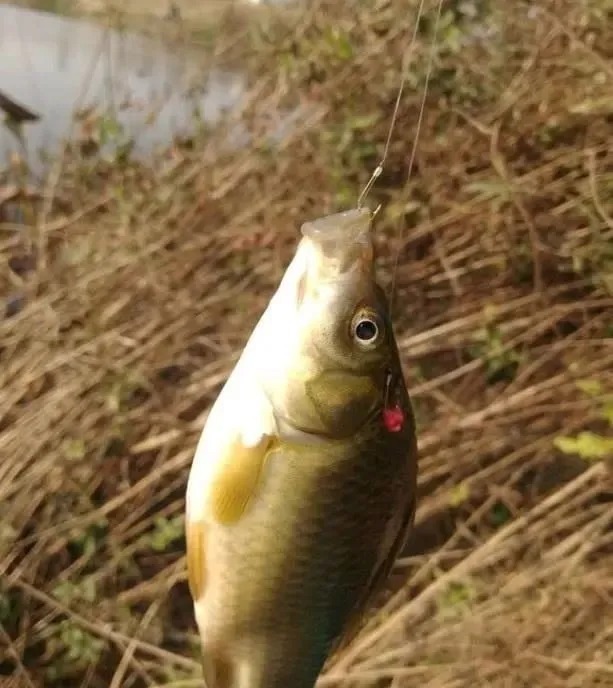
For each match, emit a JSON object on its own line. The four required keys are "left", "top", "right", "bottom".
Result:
{"left": 0, "top": 4, "right": 246, "bottom": 173}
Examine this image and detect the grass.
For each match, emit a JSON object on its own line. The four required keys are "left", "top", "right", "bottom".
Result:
{"left": 1, "top": 0, "right": 612, "bottom": 686}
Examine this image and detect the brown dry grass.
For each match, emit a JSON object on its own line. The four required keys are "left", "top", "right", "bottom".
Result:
{"left": 1, "top": 0, "right": 612, "bottom": 686}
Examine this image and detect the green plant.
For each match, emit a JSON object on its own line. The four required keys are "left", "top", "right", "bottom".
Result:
{"left": 437, "top": 580, "right": 476, "bottom": 619}
{"left": 319, "top": 112, "right": 379, "bottom": 207}
{"left": 469, "top": 323, "right": 522, "bottom": 383}
{"left": 53, "top": 577, "right": 97, "bottom": 605}
{"left": 145, "top": 515, "right": 185, "bottom": 552}
{"left": 554, "top": 381, "right": 613, "bottom": 461}
{"left": 321, "top": 26, "right": 354, "bottom": 61}
{"left": 46, "top": 620, "right": 105, "bottom": 682}
{"left": 29, "top": 0, "right": 75, "bottom": 15}
{"left": 104, "top": 371, "right": 149, "bottom": 414}
{"left": 0, "top": 588, "right": 20, "bottom": 629}
{"left": 449, "top": 481, "right": 470, "bottom": 507}
{"left": 68, "top": 519, "right": 109, "bottom": 558}
{"left": 554, "top": 432, "right": 613, "bottom": 462}
{"left": 489, "top": 501, "right": 512, "bottom": 527}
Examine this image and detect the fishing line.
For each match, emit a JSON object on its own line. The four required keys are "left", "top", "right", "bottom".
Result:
{"left": 356, "top": 0, "right": 444, "bottom": 313}
{"left": 357, "top": 0, "right": 427, "bottom": 210}
{"left": 387, "top": 0, "right": 444, "bottom": 317}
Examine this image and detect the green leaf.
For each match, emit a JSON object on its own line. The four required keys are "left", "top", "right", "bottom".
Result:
{"left": 437, "top": 581, "right": 476, "bottom": 618}
{"left": 575, "top": 379, "right": 602, "bottom": 397}
{"left": 464, "top": 179, "right": 511, "bottom": 201}
{"left": 449, "top": 482, "right": 470, "bottom": 507}
{"left": 346, "top": 113, "right": 380, "bottom": 130}
{"left": 326, "top": 28, "right": 353, "bottom": 60}
{"left": 601, "top": 400, "right": 613, "bottom": 427}
{"left": 569, "top": 97, "right": 613, "bottom": 115}
{"left": 490, "top": 502, "right": 512, "bottom": 527}
{"left": 63, "top": 438, "right": 86, "bottom": 461}
{"left": 52, "top": 578, "right": 97, "bottom": 605}
{"left": 81, "top": 577, "right": 97, "bottom": 603}
{"left": 98, "top": 114, "right": 123, "bottom": 145}
{"left": 148, "top": 515, "right": 184, "bottom": 552}
{"left": 53, "top": 581, "right": 77, "bottom": 604}
{"left": 554, "top": 432, "right": 613, "bottom": 461}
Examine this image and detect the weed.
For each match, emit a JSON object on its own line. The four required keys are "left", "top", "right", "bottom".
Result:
{"left": 45, "top": 620, "right": 105, "bottom": 682}
{"left": 469, "top": 322, "right": 522, "bottom": 383}
{"left": 145, "top": 515, "right": 185, "bottom": 553}
{"left": 554, "top": 432, "right": 613, "bottom": 462}
{"left": 437, "top": 581, "right": 476, "bottom": 620}
{"left": 2, "top": 1, "right": 612, "bottom": 686}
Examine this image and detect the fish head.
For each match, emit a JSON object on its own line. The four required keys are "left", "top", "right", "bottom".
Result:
{"left": 263, "top": 207, "right": 405, "bottom": 439}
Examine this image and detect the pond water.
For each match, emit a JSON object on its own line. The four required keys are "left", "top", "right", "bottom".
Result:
{"left": 0, "top": 4, "right": 254, "bottom": 175}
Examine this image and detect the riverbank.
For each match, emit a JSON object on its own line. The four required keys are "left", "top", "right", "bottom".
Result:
{"left": 2, "top": 1, "right": 612, "bottom": 687}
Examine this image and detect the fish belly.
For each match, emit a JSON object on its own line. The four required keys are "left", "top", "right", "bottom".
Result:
{"left": 196, "top": 437, "right": 411, "bottom": 687}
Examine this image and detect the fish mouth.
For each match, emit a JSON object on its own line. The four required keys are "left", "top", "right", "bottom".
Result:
{"left": 301, "top": 207, "right": 372, "bottom": 244}
{"left": 299, "top": 207, "right": 375, "bottom": 281}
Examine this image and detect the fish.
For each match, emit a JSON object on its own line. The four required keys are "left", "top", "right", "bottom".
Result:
{"left": 184, "top": 206, "right": 418, "bottom": 688}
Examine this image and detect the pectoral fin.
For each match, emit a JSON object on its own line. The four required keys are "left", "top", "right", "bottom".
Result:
{"left": 186, "top": 412, "right": 276, "bottom": 602}
{"left": 208, "top": 433, "right": 276, "bottom": 525}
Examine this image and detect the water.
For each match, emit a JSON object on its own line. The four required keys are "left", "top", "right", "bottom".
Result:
{"left": 0, "top": 2, "right": 310, "bottom": 317}
{"left": 0, "top": 4, "right": 248, "bottom": 174}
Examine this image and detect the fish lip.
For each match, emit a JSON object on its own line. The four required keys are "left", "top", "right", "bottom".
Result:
{"left": 300, "top": 207, "right": 372, "bottom": 243}
{"left": 299, "top": 208, "right": 376, "bottom": 281}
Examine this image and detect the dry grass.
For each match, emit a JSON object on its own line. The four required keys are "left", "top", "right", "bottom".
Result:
{"left": 1, "top": 0, "right": 612, "bottom": 686}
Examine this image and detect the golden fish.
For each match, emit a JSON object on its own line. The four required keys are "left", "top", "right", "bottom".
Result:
{"left": 185, "top": 207, "right": 417, "bottom": 688}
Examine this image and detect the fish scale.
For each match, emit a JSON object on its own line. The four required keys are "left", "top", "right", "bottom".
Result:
{"left": 198, "top": 430, "right": 413, "bottom": 686}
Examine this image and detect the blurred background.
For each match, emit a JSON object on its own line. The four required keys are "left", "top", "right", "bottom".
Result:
{"left": 1, "top": 1, "right": 612, "bottom": 686}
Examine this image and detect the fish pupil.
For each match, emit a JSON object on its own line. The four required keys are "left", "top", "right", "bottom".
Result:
{"left": 355, "top": 319, "right": 378, "bottom": 342}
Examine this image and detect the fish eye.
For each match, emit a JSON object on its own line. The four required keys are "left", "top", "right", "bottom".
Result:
{"left": 351, "top": 310, "right": 383, "bottom": 348}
